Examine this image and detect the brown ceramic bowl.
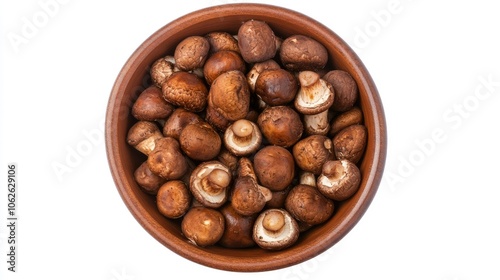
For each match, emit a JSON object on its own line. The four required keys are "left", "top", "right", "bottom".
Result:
{"left": 105, "top": 3, "right": 387, "bottom": 272}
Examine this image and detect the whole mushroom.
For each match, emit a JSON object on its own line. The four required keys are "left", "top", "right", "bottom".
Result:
{"left": 179, "top": 122, "right": 221, "bottom": 161}
{"left": 285, "top": 184, "right": 334, "bottom": 226}
{"left": 156, "top": 180, "right": 191, "bottom": 219}
{"left": 205, "top": 31, "right": 240, "bottom": 54}
{"left": 174, "top": 35, "right": 210, "bottom": 71}
{"left": 329, "top": 106, "right": 363, "bottom": 136}
{"left": 246, "top": 59, "right": 281, "bottom": 93}
{"left": 189, "top": 161, "right": 232, "bottom": 208}
{"left": 333, "top": 124, "right": 367, "bottom": 164}
{"left": 253, "top": 145, "right": 295, "bottom": 191}
{"left": 223, "top": 119, "right": 262, "bottom": 156}
{"left": 237, "top": 19, "right": 278, "bottom": 63}
{"left": 181, "top": 206, "right": 225, "bottom": 247}
{"left": 162, "top": 108, "right": 203, "bottom": 140}
{"left": 147, "top": 137, "right": 188, "bottom": 180}
{"left": 257, "top": 106, "right": 303, "bottom": 148}
{"left": 254, "top": 69, "right": 298, "bottom": 106}
{"left": 132, "top": 86, "right": 174, "bottom": 122}
{"left": 322, "top": 70, "right": 358, "bottom": 112}
{"left": 203, "top": 50, "right": 246, "bottom": 85}
{"left": 292, "top": 135, "right": 334, "bottom": 175}
{"left": 134, "top": 161, "right": 165, "bottom": 195}
{"left": 162, "top": 71, "right": 208, "bottom": 112}
{"left": 127, "top": 121, "right": 163, "bottom": 155}
{"left": 218, "top": 203, "right": 257, "bottom": 248}
{"left": 150, "top": 55, "right": 178, "bottom": 88}
{"left": 253, "top": 208, "right": 299, "bottom": 250}
{"left": 280, "top": 34, "right": 328, "bottom": 71}
{"left": 317, "top": 159, "right": 361, "bottom": 201}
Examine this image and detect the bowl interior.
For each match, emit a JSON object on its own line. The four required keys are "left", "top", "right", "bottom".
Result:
{"left": 106, "top": 3, "right": 386, "bottom": 272}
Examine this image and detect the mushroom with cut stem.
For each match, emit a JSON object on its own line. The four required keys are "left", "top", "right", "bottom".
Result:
{"left": 223, "top": 119, "right": 262, "bottom": 156}
{"left": 317, "top": 159, "right": 361, "bottom": 201}
{"left": 284, "top": 184, "right": 334, "bottom": 226}
{"left": 156, "top": 180, "right": 192, "bottom": 219}
{"left": 147, "top": 137, "right": 188, "bottom": 180}
{"left": 132, "top": 86, "right": 175, "bottom": 122}
{"left": 253, "top": 208, "right": 299, "bottom": 250}
{"left": 189, "top": 161, "right": 232, "bottom": 208}
{"left": 181, "top": 206, "right": 225, "bottom": 247}
{"left": 203, "top": 50, "right": 246, "bottom": 85}
{"left": 294, "top": 71, "right": 335, "bottom": 136}
{"left": 126, "top": 121, "right": 163, "bottom": 155}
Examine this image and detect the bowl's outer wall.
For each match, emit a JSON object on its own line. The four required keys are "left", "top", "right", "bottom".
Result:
{"left": 106, "top": 3, "right": 387, "bottom": 272}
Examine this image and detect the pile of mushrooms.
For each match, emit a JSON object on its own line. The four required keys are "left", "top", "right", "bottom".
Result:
{"left": 126, "top": 19, "right": 367, "bottom": 250}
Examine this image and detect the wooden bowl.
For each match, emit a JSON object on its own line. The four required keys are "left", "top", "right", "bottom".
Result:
{"left": 105, "top": 3, "right": 387, "bottom": 272}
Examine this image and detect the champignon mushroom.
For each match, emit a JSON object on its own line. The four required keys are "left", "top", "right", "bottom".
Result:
{"left": 253, "top": 208, "right": 299, "bottom": 250}
{"left": 174, "top": 35, "right": 210, "bottom": 71}
{"left": 294, "top": 71, "right": 335, "bottom": 135}
{"left": 317, "top": 159, "right": 361, "bottom": 201}
{"left": 133, "top": 161, "right": 165, "bottom": 194}
{"left": 150, "top": 55, "right": 178, "bottom": 88}
{"left": 217, "top": 148, "right": 239, "bottom": 177}
{"left": 292, "top": 135, "right": 334, "bottom": 175}
{"left": 237, "top": 19, "right": 278, "bottom": 63}
{"left": 189, "top": 161, "right": 232, "bottom": 208}
{"left": 126, "top": 121, "right": 163, "bottom": 155}
{"left": 181, "top": 206, "right": 225, "bottom": 247}
{"left": 279, "top": 34, "right": 328, "bottom": 71}
{"left": 257, "top": 106, "right": 303, "bottom": 148}
{"left": 203, "top": 50, "right": 246, "bottom": 85}
{"left": 162, "top": 108, "right": 203, "bottom": 140}
{"left": 329, "top": 106, "right": 363, "bottom": 137}
{"left": 231, "top": 176, "right": 272, "bottom": 216}
{"left": 218, "top": 203, "right": 257, "bottom": 248}
{"left": 253, "top": 145, "right": 295, "bottom": 191}
{"left": 179, "top": 122, "right": 221, "bottom": 161}
{"left": 147, "top": 137, "right": 188, "bottom": 180}
{"left": 284, "top": 184, "right": 334, "bottom": 226}
{"left": 156, "top": 180, "right": 191, "bottom": 219}
{"left": 332, "top": 124, "right": 367, "bottom": 164}
{"left": 205, "top": 31, "right": 240, "bottom": 54}
{"left": 255, "top": 69, "right": 298, "bottom": 106}
{"left": 246, "top": 59, "right": 281, "bottom": 92}
{"left": 322, "top": 70, "right": 358, "bottom": 112}
{"left": 162, "top": 71, "right": 208, "bottom": 112}
{"left": 223, "top": 119, "right": 262, "bottom": 156}
{"left": 132, "top": 86, "right": 175, "bottom": 122}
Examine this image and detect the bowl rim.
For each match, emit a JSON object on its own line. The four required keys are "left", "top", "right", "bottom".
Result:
{"left": 106, "top": 3, "right": 387, "bottom": 272}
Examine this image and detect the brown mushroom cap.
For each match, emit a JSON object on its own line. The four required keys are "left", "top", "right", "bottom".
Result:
{"left": 147, "top": 137, "right": 188, "bottom": 180}
{"left": 208, "top": 70, "right": 250, "bottom": 121}
{"left": 255, "top": 69, "right": 298, "bottom": 106}
{"left": 257, "top": 106, "right": 303, "bottom": 148}
{"left": 218, "top": 203, "right": 257, "bottom": 248}
{"left": 162, "top": 108, "right": 203, "bottom": 140}
{"left": 231, "top": 176, "right": 271, "bottom": 216}
{"left": 246, "top": 59, "right": 281, "bottom": 92}
{"left": 132, "top": 86, "right": 174, "bottom": 122}
{"left": 189, "top": 161, "right": 232, "bottom": 208}
{"left": 156, "top": 180, "right": 192, "bottom": 219}
{"left": 279, "top": 34, "right": 328, "bottom": 71}
{"left": 162, "top": 71, "right": 208, "bottom": 112}
{"left": 333, "top": 124, "right": 367, "bottom": 164}
{"left": 317, "top": 160, "right": 361, "bottom": 201}
{"left": 126, "top": 121, "right": 163, "bottom": 155}
{"left": 253, "top": 208, "right": 299, "bottom": 250}
{"left": 223, "top": 119, "right": 262, "bottom": 156}
{"left": 181, "top": 206, "right": 225, "bottom": 247}
{"left": 174, "top": 35, "right": 210, "bottom": 71}
{"left": 150, "top": 55, "right": 178, "bottom": 88}
{"left": 205, "top": 31, "right": 240, "bottom": 54}
{"left": 322, "top": 70, "right": 358, "bottom": 112}
{"left": 134, "top": 161, "right": 165, "bottom": 194}
{"left": 179, "top": 122, "right": 221, "bottom": 161}
{"left": 253, "top": 145, "right": 295, "bottom": 191}
{"left": 294, "top": 71, "right": 335, "bottom": 115}
{"left": 285, "top": 184, "right": 334, "bottom": 225}
{"left": 292, "top": 135, "right": 335, "bottom": 175}
{"left": 238, "top": 20, "right": 278, "bottom": 63}
{"left": 329, "top": 106, "right": 364, "bottom": 136}
{"left": 203, "top": 50, "right": 246, "bottom": 85}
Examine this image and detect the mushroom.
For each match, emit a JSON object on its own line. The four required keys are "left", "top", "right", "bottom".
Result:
{"left": 205, "top": 31, "right": 240, "bottom": 54}
{"left": 218, "top": 203, "right": 257, "bottom": 248}
{"left": 156, "top": 180, "right": 192, "bottom": 219}
{"left": 174, "top": 35, "right": 210, "bottom": 71}
{"left": 162, "top": 71, "right": 208, "bottom": 112}
{"left": 332, "top": 124, "right": 367, "bottom": 164}
{"left": 257, "top": 105, "right": 303, "bottom": 148}
{"left": 237, "top": 19, "right": 278, "bottom": 63}
{"left": 317, "top": 160, "right": 361, "bottom": 201}
{"left": 253, "top": 208, "right": 299, "bottom": 250}
{"left": 133, "top": 161, "right": 165, "bottom": 195}
{"left": 298, "top": 171, "right": 316, "bottom": 187}
{"left": 223, "top": 119, "right": 262, "bottom": 156}
{"left": 206, "top": 70, "right": 251, "bottom": 131}
{"left": 284, "top": 184, "right": 334, "bottom": 226}
{"left": 294, "top": 71, "right": 335, "bottom": 135}
{"left": 147, "top": 137, "right": 188, "bottom": 180}
{"left": 162, "top": 108, "right": 203, "bottom": 140}
{"left": 179, "top": 122, "right": 221, "bottom": 161}
{"left": 131, "top": 86, "right": 175, "bottom": 122}
{"left": 246, "top": 59, "right": 281, "bottom": 93}
{"left": 254, "top": 68, "right": 298, "bottom": 106}
{"left": 279, "top": 34, "right": 328, "bottom": 71}
{"left": 292, "top": 135, "right": 335, "bottom": 175}
{"left": 217, "top": 148, "right": 239, "bottom": 177}
{"left": 231, "top": 158, "right": 272, "bottom": 216}
{"left": 181, "top": 206, "right": 225, "bottom": 247}
{"left": 126, "top": 121, "right": 163, "bottom": 155}
{"left": 322, "top": 70, "right": 358, "bottom": 112}
{"left": 150, "top": 55, "right": 178, "bottom": 88}
{"left": 189, "top": 161, "right": 232, "bottom": 208}
{"left": 329, "top": 106, "right": 364, "bottom": 136}
{"left": 253, "top": 145, "right": 295, "bottom": 191}
{"left": 203, "top": 50, "right": 246, "bottom": 85}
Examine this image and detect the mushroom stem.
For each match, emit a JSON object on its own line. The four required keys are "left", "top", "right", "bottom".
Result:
{"left": 231, "top": 119, "right": 254, "bottom": 143}
{"left": 299, "top": 171, "right": 316, "bottom": 187}
{"left": 200, "top": 169, "right": 231, "bottom": 195}
{"left": 303, "top": 109, "right": 330, "bottom": 135}
{"left": 262, "top": 210, "right": 286, "bottom": 235}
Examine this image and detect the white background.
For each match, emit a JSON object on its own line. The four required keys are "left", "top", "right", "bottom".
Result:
{"left": 1, "top": 0, "right": 499, "bottom": 279}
